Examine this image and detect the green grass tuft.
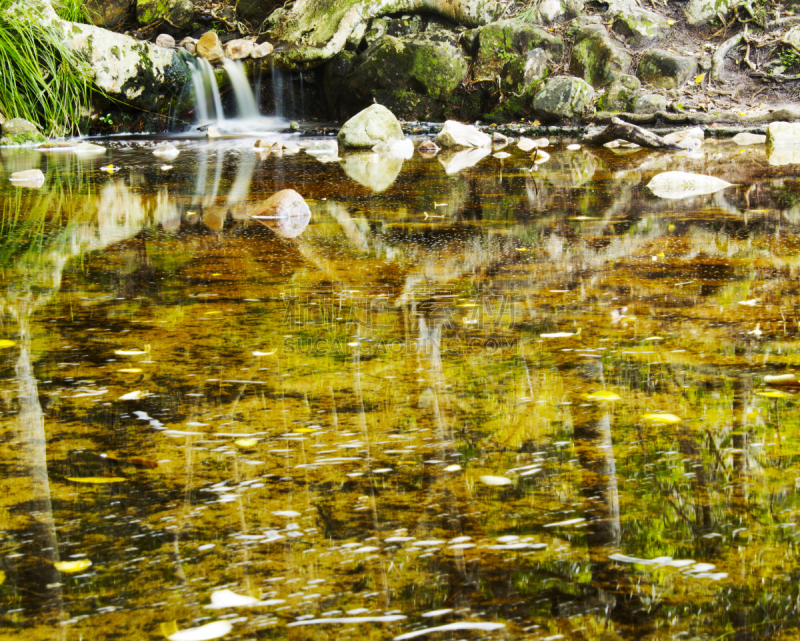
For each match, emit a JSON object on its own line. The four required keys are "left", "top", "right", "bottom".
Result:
{"left": 0, "top": 0, "right": 94, "bottom": 136}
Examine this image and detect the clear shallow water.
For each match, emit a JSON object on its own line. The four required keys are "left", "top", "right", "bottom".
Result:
{"left": 1, "top": 137, "right": 800, "bottom": 639}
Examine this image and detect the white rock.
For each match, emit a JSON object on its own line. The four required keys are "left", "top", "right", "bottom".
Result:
{"left": 646, "top": 171, "right": 732, "bottom": 199}
{"left": 251, "top": 41, "right": 274, "bottom": 58}
{"left": 567, "top": 143, "right": 581, "bottom": 150}
{"left": 305, "top": 140, "right": 339, "bottom": 155}
{"left": 436, "top": 120, "right": 491, "bottom": 148}
{"left": 206, "top": 127, "right": 221, "bottom": 138}
{"left": 663, "top": 127, "right": 704, "bottom": 148}
{"left": 372, "top": 138, "right": 414, "bottom": 159}
{"left": 732, "top": 132, "right": 766, "bottom": 145}
{"left": 153, "top": 143, "right": 179, "bottom": 159}
{"left": 338, "top": 104, "right": 403, "bottom": 148}
{"left": 438, "top": 147, "right": 491, "bottom": 174}
{"left": 74, "top": 142, "right": 106, "bottom": 153}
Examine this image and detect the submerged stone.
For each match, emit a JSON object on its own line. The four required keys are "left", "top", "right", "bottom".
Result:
{"left": 338, "top": 104, "right": 404, "bottom": 148}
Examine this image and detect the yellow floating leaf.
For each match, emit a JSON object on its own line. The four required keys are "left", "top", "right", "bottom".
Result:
{"left": 0, "top": 570, "right": 4, "bottom": 585}
{"left": 643, "top": 413, "right": 682, "bottom": 424}
{"left": 204, "top": 311, "right": 222, "bottom": 315}
{"left": 252, "top": 351, "right": 275, "bottom": 356}
{"left": 118, "top": 368, "right": 143, "bottom": 373}
{"left": 585, "top": 390, "right": 621, "bottom": 402}
{"left": 643, "top": 336, "right": 664, "bottom": 341}
{"left": 0, "top": 340, "right": 15, "bottom": 348}
{"left": 695, "top": 73, "right": 706, "bottom": 83}
{"left": 234, "top": 438, "right": 259, "bottom": 448}
{"left": 479, "top": 475, "right": 513, "bottom": 486}
{"left": 55, "top": 559, "right": 92, "bottom": 573}
{"left": 293, "top": 428, "right": 319, "bottom": 434}
{"left": 757, "top": 390, "right": 790, "bottom": 398}
{"left": 67, "top": 477, "right": 127, "bottom": 483}
{"left": 532, "top": 120, "right": 540, "bottom": 126}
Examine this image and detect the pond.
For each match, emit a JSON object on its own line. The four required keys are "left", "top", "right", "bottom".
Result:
{"left": 1, "top": 134, "right": 800, "bottom": 640}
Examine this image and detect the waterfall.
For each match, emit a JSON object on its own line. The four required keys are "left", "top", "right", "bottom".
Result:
{"left": 191, "top": 57, "right": 224, "bottom": 123}
{"left": 222, "top": 58, "right": 260, "bottom": 120}
{"left": 186, "top": 57, "right": 285, "bottom": 133}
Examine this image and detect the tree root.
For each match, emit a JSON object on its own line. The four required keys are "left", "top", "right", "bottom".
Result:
{"left": 586, "top": 106, "right": 800, "bottom": 126}
{"left": 712, "top": 30, "right": 745, "bottom": 82}
{"left": 582, "top": 116, "right": 682, "bottom": 149}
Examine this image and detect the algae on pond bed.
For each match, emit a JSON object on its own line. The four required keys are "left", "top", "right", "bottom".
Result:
{"left": 1, "top": 140, "right": 800, "bottom": 640}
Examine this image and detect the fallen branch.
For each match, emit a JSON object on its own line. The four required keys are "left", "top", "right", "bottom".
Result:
{"left": 582, "top": 116, "right": 682, "bottom": 149}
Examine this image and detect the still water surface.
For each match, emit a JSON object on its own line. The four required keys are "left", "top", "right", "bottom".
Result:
{"left": 1, "top": 136, "right": 800, "bottom": 640}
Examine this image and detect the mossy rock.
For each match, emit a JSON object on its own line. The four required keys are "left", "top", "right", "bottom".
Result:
{"left": 501, "top": 48, "right": 548, "bottom": 96}
{"left": 474, "top": 19, "right": 563, "bottom": 83}
{"left": 532, "top": 76, "right": 594, "bottom": 121}
{"left": 637, "top": 49, "right": 698, "bottom": 89}
{"left": 569, "top": 29, "right": 632, "bottom": 88}
{"left": 338, "top": 31, "right": 468, "bottom": 119}
{"left": 596, "top": 74, "right": 641, "bottom": 112}
{"left": 612, "top": 8, "right": 671, "bottom": 48}
{"left": 136, "top": 0, "right": 194, "bottom": 31}
{"left": 0, "top": 131, "right": 47, "bottom": 146}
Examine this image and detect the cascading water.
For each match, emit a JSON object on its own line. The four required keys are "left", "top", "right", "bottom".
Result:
{"left": 187, "top": 56, "right": 285, "bottom": 134}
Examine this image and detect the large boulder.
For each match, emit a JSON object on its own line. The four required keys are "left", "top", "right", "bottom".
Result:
{"left": 637, "top": 49, "right": 698, "bottom": 89}
{"left": 473, "top": 20, "right": 563, "bottom": 83}
{"left": 612, "top": 8, "right": 671, "bottom": 48}
{"left": 335, "top": 31, "right": 468, "bottom": 119}
{"left": 196, "top": 31, "right": 224, "bottom": 64}
{"left": 569, "top": 24, "right": 632, "bottom": 88}
{"left": 85, "top": 0, "right": 132, "bottom": 29}
{"left": 136, "top": 0, "right": 194, "bottom": 32}
{"left": 436, "top": 120, "right": 492, "bottom": 148}
{"left": 597, "top": 74, "right": 640, "bottom": 112}
{"left": 531, "top": 76, "right": 594, "bottom": 120}
{"left": 337, "top": 104, "right": 404, "bottom": 148}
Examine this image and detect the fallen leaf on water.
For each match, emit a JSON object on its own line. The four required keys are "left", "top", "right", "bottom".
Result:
{"left": 445, "top": 464, "right": 462, "bottom": 472}
{"left": 479, "top": 475, "right": 513, "bottom": 486}
{"left": 119, "top": 390, "right": 146, "bottom": 400}
{"left": 647, "top": 172, "right": 732, "bottom": 200}
{"left": 738, "top": 299, "right": 759, "bottom": 306}
{"left": 100, "top": 164, "right": 120, "bottom": 173}
{"left": 643, "top": 336, "right": 664, "bottom": 341}
{"left": 293, "top": 428, "right": 319, "bottom": 434}
{"left": 67, "top": 477, "right": 127, "bottom": 483}
{"left": 0, "top": 340, "right": 14, "bottom": 348}
{"left": 167, "top": 620, "right": 233, "bottom": 641}
{"left": 54, "top": 559, "right": 92, "bottom": 573}
{"left": 747, "top": 324, "right": 762, "bottom": 336}
{"left": 115, "top": 347, "right": 149, "bottom": 356}
{"left": 586, "top": 390, "right": 621, "bottom": 401}
{"left": 234, "top": 438, "right": 259, "bottom": 448}
{"left": 252, "top": 351, "right": 275, "bottom": 356}
{"left": 642, "top": 413, "right": 682, "bottom": 424}
{"left": 118, "top": 368, "right": 143, "bottom": 373}
{"left": 757, "top": 390, "right": 791, "bottom": 398}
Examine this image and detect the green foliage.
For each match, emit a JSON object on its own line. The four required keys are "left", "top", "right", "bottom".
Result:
{"left": 0, "top": 0, "right": 94, "bottom": 136}
{"left": 779, "top": 46, "right": 800, "bottom": 70}
{"left": 53, "top": 0, "right": 91, "bottom": 23}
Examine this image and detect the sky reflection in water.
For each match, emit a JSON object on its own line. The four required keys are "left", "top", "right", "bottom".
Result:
{"left": 0, "top": 137, "right": 800, "bottom": 639}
